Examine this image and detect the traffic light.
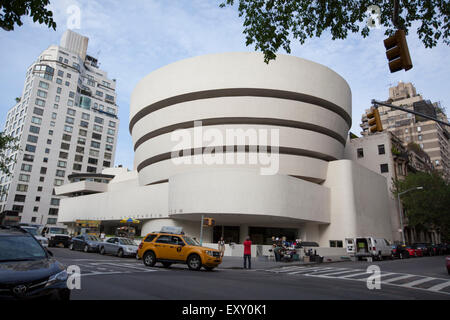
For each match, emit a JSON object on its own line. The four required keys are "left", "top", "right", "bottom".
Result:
{"left": 367, "top": 107, "right": 383, "bottom": 133}
{"left": 203, "top": 218, "right": 215, "bottom": 227}
{"left": 384, "top": 29, "right": 413, "bottom": 73}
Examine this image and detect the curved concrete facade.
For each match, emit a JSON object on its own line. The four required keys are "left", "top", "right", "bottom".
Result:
{"left": 58, "top": 53, "right": 394, "bottom": 247}
{"left": 130, "top": 52, "right": 352, "bottom": 185}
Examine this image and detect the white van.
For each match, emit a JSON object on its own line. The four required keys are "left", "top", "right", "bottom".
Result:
{"left": 347, "top": 237, "right": 392, "bottom": 260}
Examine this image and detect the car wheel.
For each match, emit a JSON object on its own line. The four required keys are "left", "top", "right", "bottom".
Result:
{"left": 118, "top": 249, "right": 124, "bottom": 258}
{"left": 69, "top": 243, "right": 74, "bottom": 251}
{"left": 84, "top": 245, "right": 89, "bottom": 253}
{"left": 100, "top": 247, "right": 105, "bottom": 255}
{"left": 187, "top": 254, "right": 202, "bottom": 271}
{"left": 143, "top": 251, "right": 156, "bottom": 267}
{"left": 162, "top": 262, "right": 172, "bottom": 268}
{"left": 204, "top": 266, "right": 215, "bottom": 271}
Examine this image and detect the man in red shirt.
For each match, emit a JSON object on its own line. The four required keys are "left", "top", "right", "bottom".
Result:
{"left": 243, "top": 236, "right": 252, "bottom": 269}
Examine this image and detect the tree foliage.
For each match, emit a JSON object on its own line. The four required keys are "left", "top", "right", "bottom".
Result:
{"left": 393, "top": 171, "right": 450, "bottom": 242}
{"left": 0, "top": 132, "right": 20, "bottom": 177}
{"left": 220, "top": 0, "right": 450, "bottom": 63}
{"left": 0, "top": 0, "right": 56, "bottom": 31}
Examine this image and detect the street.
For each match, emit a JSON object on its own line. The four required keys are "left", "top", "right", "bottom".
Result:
{"left": 51, "top": 248, "right": 450, "bottom": 300}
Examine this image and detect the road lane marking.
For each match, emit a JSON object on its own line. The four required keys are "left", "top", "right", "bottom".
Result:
{"left": 288, "top": 267, "right": 336, "bottom": 275}
{"left": 401, "top": 277, "right": 439, "bottom": 288}
{"left": 382, "top": 274, "right": 416, "bottom": 283}
{"left": 427, "top": 281, "right": 450, "bottom": 292}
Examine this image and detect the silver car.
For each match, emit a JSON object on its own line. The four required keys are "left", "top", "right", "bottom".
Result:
{"left": 99, "top": 237, "right": 138, "bottom": 258}
{"left": 21, "top": 226, "right": 49, "bottom": 248}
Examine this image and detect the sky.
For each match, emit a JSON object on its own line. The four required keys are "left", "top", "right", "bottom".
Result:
{"left": 0, "top": 0, "right": 449, "bottom": 170}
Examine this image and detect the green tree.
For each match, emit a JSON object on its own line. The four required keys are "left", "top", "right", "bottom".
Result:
{"left": 1, "top": 0, "right": 56, "bottom": 31}
{"left": 220, "top": 0, "right": 450, "bottom": 63}
{"left": 393, "top": 171, "right": 450, "bottom": 242}
{"left": 0, "top": 132, "right": 20, "bottom": 176}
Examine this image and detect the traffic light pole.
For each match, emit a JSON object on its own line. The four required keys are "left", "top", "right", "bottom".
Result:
{"left": 372, "top": 100, "right": 450, "bottom": 127}
{"left": 199, "top": 215, "right": 204, "bottom": 246}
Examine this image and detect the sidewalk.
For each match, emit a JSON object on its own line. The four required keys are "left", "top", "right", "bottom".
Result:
{"left": 217, "top": 256, "right": 318, "bottom": 270}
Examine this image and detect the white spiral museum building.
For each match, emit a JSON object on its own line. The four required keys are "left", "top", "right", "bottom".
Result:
{"left": 57, "top": 53, "right": 393, "bottom": 247}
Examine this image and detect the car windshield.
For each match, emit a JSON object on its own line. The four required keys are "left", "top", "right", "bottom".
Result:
{"left": 0, "top": 235, "right": 47, "bottom": 262}
{"left": 22, "top": 227, "right": 38, "bottom": 236}
{"left": 183, "top": 236, "right": 200, "bottom": 246}
{"left": 49, "top": 228, "right": 68, "bottom": 235}
{"left": 119, "top": 238, "right": 135, "bottom": 245}
{"left": 86, "top": 235, "right": 100, "bottom": 241}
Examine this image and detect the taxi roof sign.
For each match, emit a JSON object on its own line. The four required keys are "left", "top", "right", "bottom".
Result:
{"left": 160, "top": 226, "right": 184, "bottom": 234}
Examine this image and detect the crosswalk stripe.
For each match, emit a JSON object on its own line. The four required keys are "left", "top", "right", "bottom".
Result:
{"left": 427, "top": 281, "right": 450, "bottom": 292}
{"left": 400, "top": 277, "right": 435, "bottom": 288}
{"left": 340, "top": 272, "right": 371, "bottom": 278}
{"left": 382, "top": 274, "right": 416, "bottom": 283}
{"left": 274, "top": 266, "right": 307, "bottom": 273}
{"left": 288, "top": 267, "right": 335, "bottom": 275}
{"left": 315, "top": 269, "right": 364, "bottom": 276}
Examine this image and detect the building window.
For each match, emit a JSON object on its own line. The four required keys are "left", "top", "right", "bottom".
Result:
{"left": 79, "top": 129, "right": 87, "bottom": 136}
{"left": 14, "top": 195, "right": 26, "bottom": 202}
{"left": 57, "top": 161, "right": 67, "bottom": 168}
{"left": 54, "top": 179, "right": 64, "bottom": 186}
{"left": 378, "top": 144, "right": 385, "bottom": 155}
{"left": 78, "top": 137, "right": 86, "bottom": 145}
{"left": 91, "top": 141, "right": 100, "bottom": 149}
{"left": 33, "top": 207, "right": 38, "bottom": 213}
{"left": 47, "top": 218, "right": 57, "bottom": 224}
{"left": 357, "top": 148, "right": 364, "bottom": 158}
{"left": 92, "top": 133, "right": 102, "bottom": 140}
{"left": 329, "top": 240, "right": 343, "bottom": 248}
{"left": 19, "top": 174, "right": 30, "bottom": 182}
{"left": 12, "top": 205, "right": 24, "bottom": 213}
{"left": 88, "top": 158, "right": 98, "bottom": 165}
{"left": 56, "top": 170, "right": 65, "bottom": 177}
{"left": 23, "top": 154, "right": 34, "bottom": 162}
{"left": 418, "top": 135, "right": 423, "bottom": 141}
{"left": 59, "top": 152, "right": 69, "bottom": 159}
{"left": 417, "top": 126, "right": 422, "bottom": 132}
{"left": 73, "top": 163, "right": 82, "bottom": 171}
{"left": 40, "top": 167, "right": 47, "bottom": 174}
{"left": 76, "top": 146, "right": 84, "bottom": 153}
{"left": 51, "top": 198, "right": 60, "bottom": 206}
{"left": 380, "top": 163, "right": 389, "bottom": 173}
{"left": 103, "top": 161, "right": 111, "bottom": 167}
{"left": 27, "top": 135, "right": 38, "bottom": 143}
{"left": 35, "top": 196, "right": 41, "bottom": 202}
{"left": 25, "top": 144, "right": 36, "bottom": 153}
{"left": 74, "top": 155, "right": 83, "bottom": 162}
{"left": 37, "top": 186, "right": 43, "bottom": 192}
{"left": 21, "top": 164, "right": 32, "bottom": 172}
{"left": 62, "top": 134, "right": 71, "bottom": 142}
{"left": 16, "top": 184, "right": 28, "bottom": 192}
{"left": 87, "top": 166, "right": 97, "bottom": 173}
{"left": 67, "top": 108, "right": 76, "bottom": 116}
{"left": 60, "top": 142, "right": 70, "bottom": 150}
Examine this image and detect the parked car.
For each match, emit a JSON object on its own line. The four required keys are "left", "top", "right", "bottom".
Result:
{"left": 138, "top": 230, "right": 222, "bottom": 271}
{"left": 411, "top": 244, "right": 424, "bottom": 257}
{"left": 99, "top": 237, "right": 138, "bottom": 258}
{"left": 353, "top": 237, "right": 392, "bottom": 260}
{"left": 413, "top": 243, "right": 432, "bottom": 256}
{"left": 0, "top": 226, "right": 70, "bottom": 300}
{"left": 69, "top": 234, "right": 102, "bottom": 253}
{"left": 391, "top": 244, "right": 410, "bottom": 259}
{"left": 404, "top": 246, "right": 417, "bottom": 257}
{"left": 20, "top": 226, "right": 48, "bottom": 248}
{"left": 446, "top": 256, "right": 450, "bottom": 275}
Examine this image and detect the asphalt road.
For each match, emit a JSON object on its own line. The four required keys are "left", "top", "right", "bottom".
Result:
{"left": 50, "top": 247, "right": 450, "bottom": 300}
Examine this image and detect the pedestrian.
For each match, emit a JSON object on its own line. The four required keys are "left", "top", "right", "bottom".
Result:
{"left": 274, "top": 244, "right": 282, "bottom": 262}
{"left": 243, "top": 236, "right": 252, "bottom": 269}
{"left": 218, "top": 237, "right": 225, "bottom": 258}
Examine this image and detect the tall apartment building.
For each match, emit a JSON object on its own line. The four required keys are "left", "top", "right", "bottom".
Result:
{"left": 0, "top": 30, "right": 119, "bottom": 226}
{"left": 361, "top": 82, "right": 450, "bottom": 180}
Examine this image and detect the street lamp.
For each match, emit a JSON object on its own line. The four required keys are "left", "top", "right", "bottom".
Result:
{"left": 397, "top": 186, "right": 423, "bottom": 245}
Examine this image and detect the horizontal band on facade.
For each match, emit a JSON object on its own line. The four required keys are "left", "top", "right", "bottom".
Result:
{"left": 129, "top": 88, "right": 352, "bottom": 133}
{"left": 133, "top": 117, "right": 347, "bottom": 152}
{"left": 136, "top": 145, "right": 337, "bottom": 173}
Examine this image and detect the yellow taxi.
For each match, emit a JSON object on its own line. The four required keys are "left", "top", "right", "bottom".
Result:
{"left": 137, "top": 231, "right": 222, "bottom": 271}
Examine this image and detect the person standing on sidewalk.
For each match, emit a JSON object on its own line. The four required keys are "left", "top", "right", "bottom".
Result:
{"left": 243, "top": 236, "right": 252, "bottom": 269}
{"left": 218, "top": 237, "right": 225, "bottom": 258}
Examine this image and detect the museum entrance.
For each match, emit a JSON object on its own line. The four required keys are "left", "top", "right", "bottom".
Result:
{"left": 213, "top": 226, "right": 240, "bottom": 244}
{"left": 248, "top": 227, "right": 299, "bottom": 245}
